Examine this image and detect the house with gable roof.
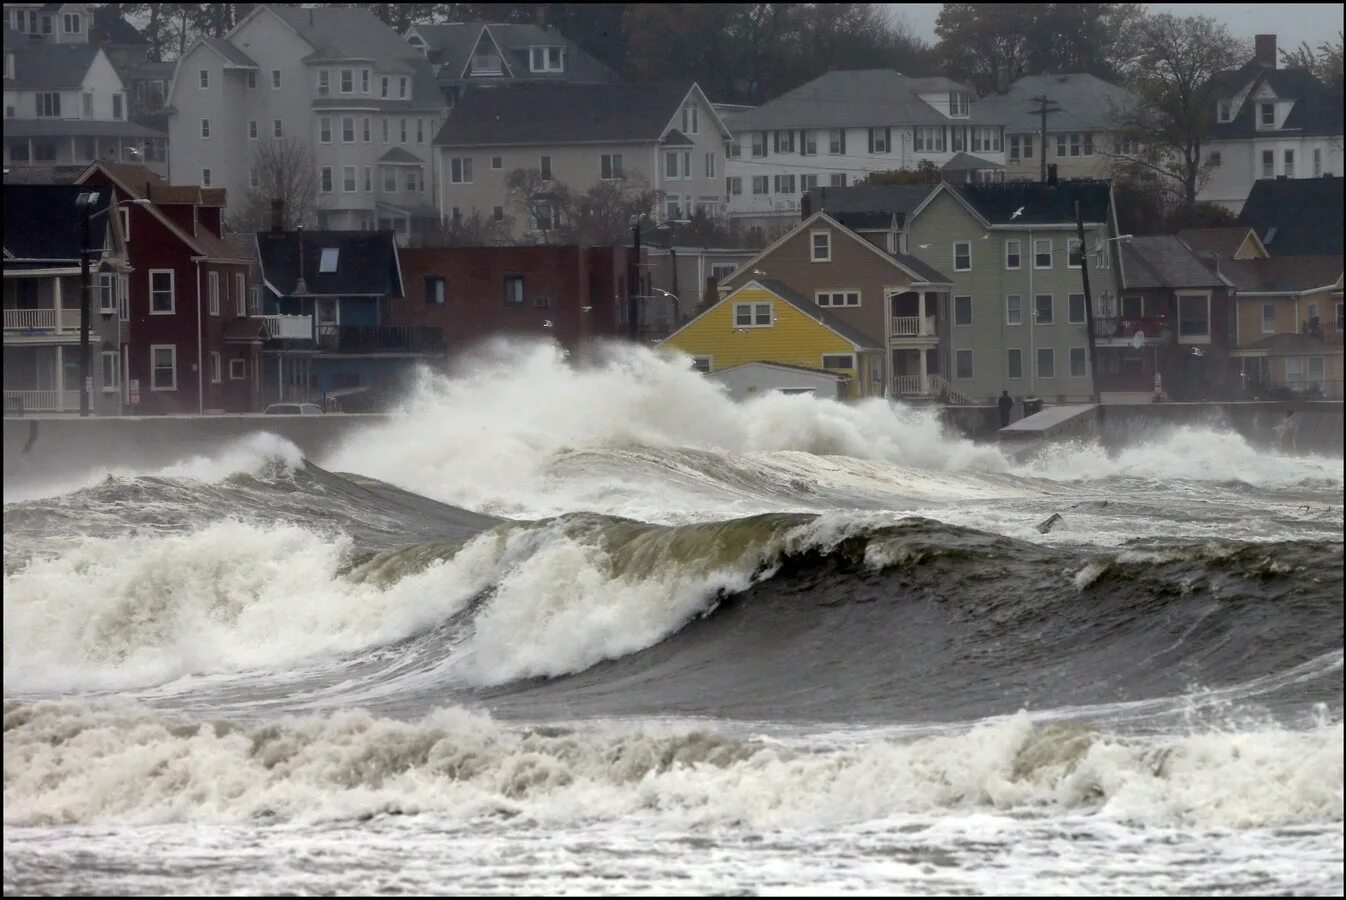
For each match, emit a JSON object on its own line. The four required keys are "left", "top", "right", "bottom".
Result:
{"left": 167, "top": 4, "right": 443, "bottom": 238}
{"left": 1198, "top": 34, "right": 1344, "bottom": 213}
{"left": 716, "top": 206, "right": 953, "bottom": 399}
{"left": 75, "top": 161, "right": 258, "bottom": 414}
{"left": 432, "top": 81, "right": 730, "bottom": 239}
{"left": 722, "top": 70, "right": 1005, "bottom": 233}
{"left": 404, "top": 21, "right": 618, "bottom": 109}
{"left": 661, "top": 279, "right": 885, "bottom": 400}
{"left": 1236, "top": 176, "right": 1344, "bottom": 258}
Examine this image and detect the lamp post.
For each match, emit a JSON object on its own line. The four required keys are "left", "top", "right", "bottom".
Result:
{"left": 628, "top": 215, "right": 687, "bottom": 341}
{"left": 74, "top": 192, "right": 151, "bottom": 416}
{"left": 652, "top": 287, "right": 681, "bottom": 335}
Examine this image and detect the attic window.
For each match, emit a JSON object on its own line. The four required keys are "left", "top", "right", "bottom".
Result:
{"left": 949, "top": 92, "right": 970, "bottom": 117}
{"left": 471, "top": 53, "right": 502, "bottom": 76}
{"left": 530, "top": 46, "right": 563, "bottom": 73}
{"left": 1217, "top": 100, "right": 1232, "bottom": 122}
{"left": 319, "top": 248, "right": 339, "bottom": 273}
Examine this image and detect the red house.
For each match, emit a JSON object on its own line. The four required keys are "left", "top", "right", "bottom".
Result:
{"left": 74, "top": 162, "right": 258, "bottom": 413}
{"left": 395, "top": 245, "right": 635, "bottom": 357}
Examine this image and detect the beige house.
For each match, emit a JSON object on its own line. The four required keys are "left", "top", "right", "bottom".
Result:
{"left": 432, "top": 81, "right": 730, "bottom": 239}
{"left": 1224, "top": 255, "right": 1344, "bottom": 398}
{"left": 718, "top": 210, "right": 953, "bottom": 399}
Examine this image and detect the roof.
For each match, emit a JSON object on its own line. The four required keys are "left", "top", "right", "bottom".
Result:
{"left": 707, "top": 361, "right": 851, "bottom": 380}
{"left": 3, "top": 184, "right": 111, "bottom": 262}
{"left": 410, "top": 22, "right": 618, "bottom": 85}
{"left": 199, "top": 35, "right": 257, "bottom": 67}
{"left": 808, "top": 184, "right": 936, "bottom": 229}
{"left": 1176, "top": 227, "right": 1262, "bottom": 259}
{"left": 4, "top": 41, "right": 102, "bottom": 91}
{"left": 942, "top": 152, "right": 1003, "bottom": 171}
{"left": 1219, "top": 255, "right": 1343, "bottom": 293}
{"left": 74, "top": 162, "right": 246, "bottom": 261}
{"left": 929, "top": 179, "right": 1112, "bottom": 226}
{"left": 255, "top": 230, "right": 403, "bottom": 297}
{"left": 91, "top": 7, "right": 149, "bottom": 46}
{"left": 2, "top": 119, "right": 163, "bottom": 139}
{"left": 727, "top": 69, "right": 990, "bottom": 132}
{"left": 1237, "top": 177, "right": 1345, "bottom": 256}
{"left": 749, "top": 279, "right": 881, "bottom": 349}
{"left": 976, "top": 73, "right": 1136, "bottom": 133}
{"left": 1207, "top": 64, "right": 1344, "bottom": 140}
{"left": 377, "top": 146, "right": 423, "bottom": 164}
{"left": 434, "top": 81, "right": 699, "bottom": 147}
{"left": 1119, "top": 236, "right": 1223, "bottom": 290}
{"left": 891, "top": 251, "right": 952, "bottom": 283}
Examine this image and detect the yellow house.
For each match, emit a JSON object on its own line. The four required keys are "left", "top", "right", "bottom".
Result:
{"left": 661, "top": 279, "right": 883, "bottom": 399}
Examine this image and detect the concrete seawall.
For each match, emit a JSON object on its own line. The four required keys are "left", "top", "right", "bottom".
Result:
{"left": 4, "top": 414, "right": 392, "bottom": 496}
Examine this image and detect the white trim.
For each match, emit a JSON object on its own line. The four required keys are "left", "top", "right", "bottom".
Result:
{"left": 810, "top": 229, "right": 832, "bottom": 262}
{"left": 1033, "top": 293, "right": 1054, "bottom": 325}
{"left": 229, "top": 357, "right": 247, "bottom": 380}
{"left": 691, "top": 354, "right": 713, "bottom": 373}
{"left": 149, "top": 268, "right": 175, "bottom": 314}
{"left": 1176, "top": 290, "right": 1213, "bottom": 344}
{"left": 1034, "top": 238, "right": 1053, "bottom": 269}
{"left": 816, "top": 289, "right": 861, "bottom": 308}
{"left": 100, "top": 350, "right": 120, "bottom": 392}
{"left": 208, "top": 271, "right": 220, "bottom": 315}
{"left": 953, "top": 294, "right": 973, "bottom": 326}
{"left": 732, "top": 301, "right": 774, "bottom": 328}
{"left": 1066, "top": 238, "right": 1083, "bottom": 269}
{"left": 1004, "top": 238, "right": 1020, "bottom": 270}
{"left": 953, "top": 241, "right": 971, "bottom": 272}
{"left": 1005, "top": 294, "right": 1022, "bottom": 326}
{"left": 150, "top": 343, "right": 177, "bottom": 391}
{"left": 1068, "top": 346, "right": 1088, "bottom": 378}
{"left": 235, "top": 272, "right": 247, "bottom": 317}
{"left": 820, "top": 352, "right": 856, "bottom": 371}
{"left": 210, "top": 351, "right": 222, "bottom": 383}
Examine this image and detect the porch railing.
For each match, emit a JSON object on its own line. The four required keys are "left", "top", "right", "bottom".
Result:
{"left": 891, "top": 315, "right": 936, "bottom": 337}
{"left": 1093, "top": 316, "right": 1171, "bottom": 342}
{"left": 316, "top": 324, "right": 445, "bottom": 354}
{"left": 4, "top": 389, "right": 84, "bottom": 412}
{"left": 258, "top": 314, "right": 314, "bottom": 341}
{"left": 4, "top": 308, "right": 82, "bottom": 331}
{"left": 928, "top": 373, "right": 974, "bottom": 405}
{"left": 892, "top": 375, "right": 927, "bottom": 395}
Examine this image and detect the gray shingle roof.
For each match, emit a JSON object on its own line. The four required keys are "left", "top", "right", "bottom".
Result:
{"left": 946, "top": 179, "right": 1112, "bottom": 226}
{"left": 728, "top": 69, "right": 991, "bottom": 131}
{"left": 3, "top": 119, "right": 164, "bottom": 138}
{"left": 976, "top": 73, "right": 1136, "bottom": 133}
{"left": 891, "top": 252, "right": 952, "bottom": 284}
{"left": 1218, "top": 255, "right": 1343, "bottom": 293}
{"left": 1176, "top": 227, "right": 1260, "bottom": 259}
{"left": 1120, "top": 236, "right": 1223, "bottom": 290}
{"left": 412, "top": 23, "right": 618, "bottom": 85}
{"left": 751, "top": 278, "right": 881, "bottom": 349}
{"left": 5, "top": 41, "right": 102, "bottom": 90}
{"left": 942, "top": 151, "right": 1002, "bottom": 171}
{"left": 433, "top": 81, "right": 696, "bottom": 147}
{"left": 1208, "top": 63, "right": 1343, "bottom": 140}
{"left": 1237, "top": 177, "right": 1345, "bottom": 257}
{"left": 256, "top": 230, "right": 403, "bottom": 297}
{"left": 199, "top": 36, "right": 256, "bottom": 67}
{"left": 377, "top": 146, "right": 423, "bottom": 164}
{"left": 808, "top": 184, "right": 937, "bottom": 229}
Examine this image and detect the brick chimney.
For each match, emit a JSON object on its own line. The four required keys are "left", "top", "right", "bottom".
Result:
{"left": 270, "top": 199, "right": 284, "bottom": 233}
{"left": 995, "top": 63, "right": 1010, "bottom": 94}
{"left": 1255, "top": 34, "right": 1277, "bottom": 68}
{"left": 800, "top": 191, "right": 812, "bottom": 218}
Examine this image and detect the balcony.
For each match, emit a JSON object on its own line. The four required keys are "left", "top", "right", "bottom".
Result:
{"left": 891, "top": 315, "right": 937, "bottom": 339}
{"left": 316, "top": 325, "right": 444, "bottom": 354}
{"left": 4, "top": 389, "right": 83, "bottom": 413}
{"left": 4, "top": 307, "right": 84, "bottom": 335}
{"left": 1093, "top": 316, "right": 1172, "bottom": 346}
{"left": 470, "top": 55, "right": 503, "bottom": 76}
{"left": 259, "top": 314, "right": 314, "bottom": 340}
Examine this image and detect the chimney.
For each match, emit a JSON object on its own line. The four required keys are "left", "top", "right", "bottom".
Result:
{"left": 1255, "top": 34, "right": 1277, "bottom": 68}
{"left": 995, "top": 63, "right": 1010, "bottom": 94}
{"left": 535, "top": 5, "right": 546, "bottom": 29}
{"left": 800, "top": 191, "right": 812, "bottom": 218}
{"left": 270, "top": 199, "right": 285, "bottom": 233}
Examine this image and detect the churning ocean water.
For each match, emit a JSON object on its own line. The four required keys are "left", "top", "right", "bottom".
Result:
{"left": 4, "top": 342, "right": 1343, "bottom": 895}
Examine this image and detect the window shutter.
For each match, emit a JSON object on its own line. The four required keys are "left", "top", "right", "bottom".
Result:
{"left": 885, "top": 127, "right": 891, "bottom": 152}
{"left": 800, "top": 130, "right": 807, "bottom": 155}
{"left": 762, "top": 131, "right": 769, "bottom": 157}
{"left": 867, "top": 129, "right": 874, "bottom": 153}
{"left": 840, "top": 130, "right": 846, "bottom": 154}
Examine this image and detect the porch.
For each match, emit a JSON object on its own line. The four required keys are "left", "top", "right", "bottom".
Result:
{"left": 3, "top": 344, "right": 88, "bottom": 414}
{"left": 889, "top": 290, "right": 940, "bottom": 343}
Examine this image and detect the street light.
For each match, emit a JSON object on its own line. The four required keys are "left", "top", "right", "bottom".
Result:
{"left": 627, "top": 214, "right": 689, "bottom": 340}
{"left": 73, "top": 192, "right": 151, "bottom": 417}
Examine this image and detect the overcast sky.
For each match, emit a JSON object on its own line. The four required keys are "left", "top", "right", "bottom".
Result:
{"left": 888, "top": 3, "right": 1345, "bottom": 57}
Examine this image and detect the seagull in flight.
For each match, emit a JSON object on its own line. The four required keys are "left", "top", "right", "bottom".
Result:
{"left": 581, "top": 306, "right": 592, "bottom": 312}
{"left": 752, "top": 268, "right": 767, "bottom": 276}
{"left": 1010, "top": 206, "right": 1025, "bottom": 220}
{"left": 127, "top": 145, "right": 143, "bottom": 158}
{"left": 542, "top": 320, "right": 554, "bottom": 328}
{"left": 917, "top": 243, "right": 932, "bottom": 249}
{"left": 981, "top": 233, "right": 991, "bottom": 240}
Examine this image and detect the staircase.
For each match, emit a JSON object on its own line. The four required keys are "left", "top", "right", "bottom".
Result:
{"left": 929, "top": 374, "right": 975, "bottom": 405}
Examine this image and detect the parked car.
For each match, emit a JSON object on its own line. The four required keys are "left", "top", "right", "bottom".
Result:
{"left": 263, "top": 402, "right": 324, "bottom": 415}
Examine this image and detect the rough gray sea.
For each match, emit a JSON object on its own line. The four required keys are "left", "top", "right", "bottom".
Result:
{"left": 5, "top": 345, "right": 1343, "bottom": 895}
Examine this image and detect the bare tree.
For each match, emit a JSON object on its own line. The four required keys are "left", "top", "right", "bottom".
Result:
{"left": 1110, "top": 13, "right": 1247, "bottom": 211}
{"left": 229, "top": 137, "right": 319, "bottom": 232}
{"left": 410, "top": 210, "right": 517, "bottom": 248}
{"left": 505, "top": 169, "right": 663, "bottom": 245}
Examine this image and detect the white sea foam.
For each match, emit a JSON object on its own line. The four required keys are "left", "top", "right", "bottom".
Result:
{"left": 5, "top": 700, "right": 1340, "bottom": 832}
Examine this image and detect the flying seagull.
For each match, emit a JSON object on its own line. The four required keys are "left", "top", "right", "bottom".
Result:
{"left": 917, "top": 243, "right": 932, "bottom": 250}
{"left": 127, "top": 145, "right": 143, "bottom": 158}
{"left": 752, "top": 268, "right": 767, "bottom": 276}
{"left": 981, "top": 233, "right": 991, "bottom": 240}
{"left": 580, "top": 306, "right": 592, "bottom": 312}
{"left": 542, "top": 320, "right": 554, "bottom": 328}
{"left": 1010, "top": 206, "right": 1025, "bottom": 220}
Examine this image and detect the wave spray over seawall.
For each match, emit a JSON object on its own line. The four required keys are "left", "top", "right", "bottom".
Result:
{"left": 4, "top": 340, "right": 1343, "bottom": 894}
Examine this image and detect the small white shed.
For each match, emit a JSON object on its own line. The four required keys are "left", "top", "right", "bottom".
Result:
{"left": 705, "top": 361, "right": 851, "bottom": 401}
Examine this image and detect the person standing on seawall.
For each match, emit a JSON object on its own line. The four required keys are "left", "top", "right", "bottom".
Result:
{"left": 998, "top": 390, "right": 1014, "bottom": 428}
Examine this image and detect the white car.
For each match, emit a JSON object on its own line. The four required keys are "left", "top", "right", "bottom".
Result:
{"left": 263, "top": 402, "right": 323, "bottom": 415}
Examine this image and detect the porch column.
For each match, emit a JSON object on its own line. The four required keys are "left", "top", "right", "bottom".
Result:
{"left": 53, "top": 275, "right": 63, "bottom": 330}
{"left": 919, "top": 347, "right": 929, "bottom": 395}
{"left": 55, "top": 345, "right": 64, "bottom": 411}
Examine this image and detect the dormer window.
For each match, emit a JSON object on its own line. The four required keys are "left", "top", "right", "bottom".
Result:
{"left": 949, "top": 92, "right": 970, "bottom": 117}
{"left": 1258, "top": 102, "right": 1275, "bottom": 129}
{"left": 530, "top": 46, "right": 563, "bottom": 73}
{"left": 1217, "top": 100, "right": 1232, "bottom": 122}
{"left": 471, "top": 53, "right": 503, "bottom": 75}
{"left": 62, "top": 13, "right": 81, "bottom": 34}
{"left": 683, "top": 105, "right": 699, "bottom": 135}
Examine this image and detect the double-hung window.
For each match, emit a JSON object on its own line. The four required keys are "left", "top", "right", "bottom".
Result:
{"left": 1068, "top": 293, "right": 1086, "bottom": 324}
{"left": 320, "top": 118, "right": 331, "bottom": 143}
{"left": 151, "top": 345, "right": 177, "bottom": 390}
{"left": 601, "top": 153, "right": 623, "bottom": 180}
{"left": 1005, "top": 240, "right": 1021, "bottom": 269}
{"left": 1178, "top": 293, "right": 1210, "bottom": 340}
{"left": 954, "top": 296, "right": 973, "bottom": 326}
{"left": 342, "top": 117, "right": 355, "bottom": 143}
{"left": 450, "top": 157, "right": 473, "bottom": 183}
{"left": 953, "top": 241, "right": 971, "bottom": 271}
{"left": 1036, "top": 348, "right": 1055, "bottom": 379}
{"left": 1034, "top": 239, "right": 1052, "bottom": 269}
{"left": 816, "top": 291, "right": 859, "bottom": 307}
{"left": 1006, "top": 295, "right": 1022, "bottom": 325}
{"left": 150, "top": 270, "right": 175, "bottom": 314}
{"left": 733, "top": 302, "right": 772, "bottom": 327}
{"left": 1069, "top": 347, "right": 1087, "bottom": 377}
{"left": 811, "top": 231, "right": 831, "bottom": 262}
{"left": 208, "top": 271, "right": 220, "bottom": 315}
{"left": 1034, "top": 294, "right": 1053, "bottom": 324}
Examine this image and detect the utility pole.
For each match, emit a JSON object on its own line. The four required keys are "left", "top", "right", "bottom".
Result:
{"left": 78, "top": 198, "right": 93, "bottom": 417}
{"left": 1029, "top": 95, "right": 1061, "bottom": 184}
{"left": 628, "top": 220, "right": 641, "bottom": 341}
{"left": 1075, "top": 200, "right": 1099, "bottom": 403}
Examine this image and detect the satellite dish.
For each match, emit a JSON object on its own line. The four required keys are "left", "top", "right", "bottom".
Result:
{"left": 1130, "top": 331, "right": 1145, "bottom": 349}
